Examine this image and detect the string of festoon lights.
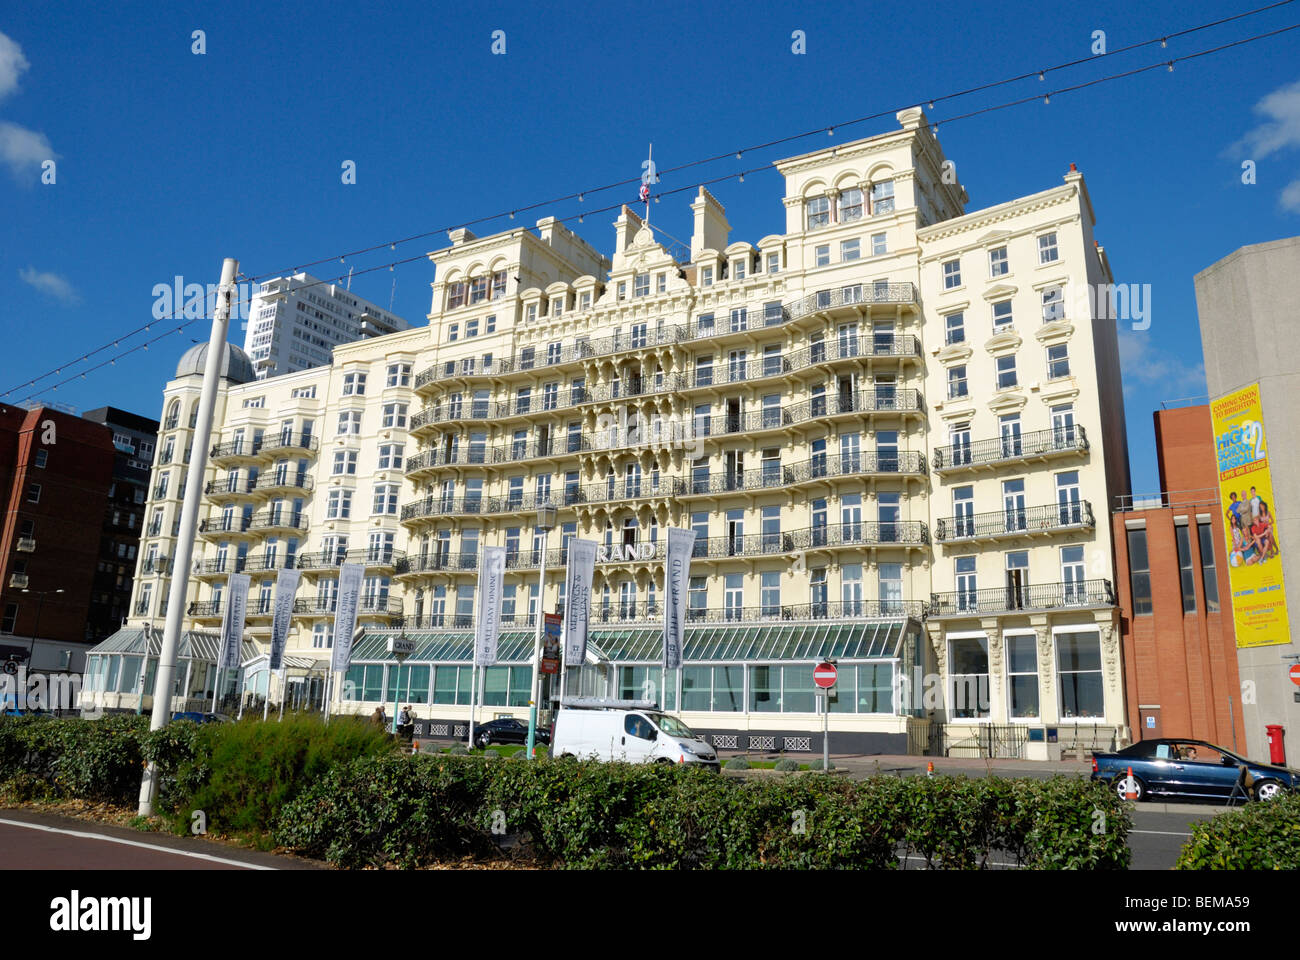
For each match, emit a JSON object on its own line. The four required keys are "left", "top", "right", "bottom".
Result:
{"left": 7, "top": 5, "right": 1298, "bottom": 406}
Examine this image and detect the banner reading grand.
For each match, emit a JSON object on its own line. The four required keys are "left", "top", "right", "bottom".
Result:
{"left": 330, "top": 562, "right": 366, "bottom": 673}
{"left": 218, "top": 573, "right": 250, "bottom": 672}
{"left": 1212, "top": 383, "right": 1290, "bottom": 648}
{"left": 663, "top": 528, "right": 697, "bottom": 670}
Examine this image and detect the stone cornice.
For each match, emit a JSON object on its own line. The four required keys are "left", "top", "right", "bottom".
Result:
{"left": 917, "top": 184, "right": 1077, "bottom": 245}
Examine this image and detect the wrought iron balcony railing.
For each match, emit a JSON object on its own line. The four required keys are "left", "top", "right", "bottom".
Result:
{"left": 929, "top": 579, "right": 1115, "bottom": 617}
{"left": 295, "top": 548, "right": 403, "bottom": 570}
{"left": 786, "top": 283, "right": 917, "bottom": 320}
{"left": 935, "top": 501, "right": 1094, "bottom": 542}
{"left": 259, "top": 432, "right": 320, "bottom": 455}
{"left": 932, "top": 426, "right": 1089, "bottom": 471}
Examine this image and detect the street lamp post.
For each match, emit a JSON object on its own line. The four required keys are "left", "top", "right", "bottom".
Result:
{"left": 22, "top": 588, "right": 64, "bottom": 659}
{"left": 524, "top": 503, "right": 556, "bottom": 759}
{"left": 21, "top": 588, "right": 63, "bottom": 713}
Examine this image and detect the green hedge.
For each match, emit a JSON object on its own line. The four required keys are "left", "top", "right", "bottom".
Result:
{"left": 0, "top": 714, "right": 153, "bottom": 802}
{"left": 274, "top": 755, "right": 1130, "bottom": 870}
{"left": 0, "top": 714, "right": 395, "bottom": 840}
{"left": 1176, "top": 793, "right": 1300, "bottom": 869}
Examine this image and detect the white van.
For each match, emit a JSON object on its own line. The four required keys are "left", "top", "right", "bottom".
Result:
{"left": 551, "top": 698, "right": 719, "bottom": 771}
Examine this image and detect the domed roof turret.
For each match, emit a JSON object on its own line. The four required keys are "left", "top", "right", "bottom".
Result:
{"left": 174, "top": 342, "right": 256, "bottom": 383}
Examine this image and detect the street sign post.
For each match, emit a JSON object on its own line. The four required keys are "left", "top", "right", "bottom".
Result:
{"left": 387, "top": 636, "right": 415, "bottom": 735}
{"left": 814, "top": 661, "right": 837, "bottom": 769}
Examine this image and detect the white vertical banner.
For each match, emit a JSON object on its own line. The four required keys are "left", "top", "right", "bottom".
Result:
{"left": 268, "top": 568, "right": 301, "bottom": 672}
{"left": 663, "top": 528, "right": 696, "bottom": 670}
{"left": 219, "top": 574, "right": 251, "bottom": 671}
{"left": 563, "top": 539, "right": 597, "bottom": 665}
{"left": 474, "top": 546, "right": 506, "bottom": 666}
{"left": 331, "top": 562, "right": 365, "bottom": 674}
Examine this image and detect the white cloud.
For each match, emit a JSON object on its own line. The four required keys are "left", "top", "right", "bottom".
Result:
{"left": 19, "top": 267, "right": 80, "bottom": 306}
{"left": 1281, "top": 178, "right": 1300, "bottom": 214}
{"left": 1118, "top": 330, "right": 1205, "bottom": 398}
{"left": 0, "top": 121, "right": 53, "bottom": 183}
{"left": 0, "top": 31, "right": 29, "bottom": 101}
{"left": 1235, "top": 79, "right": 1300, "bottom": 158}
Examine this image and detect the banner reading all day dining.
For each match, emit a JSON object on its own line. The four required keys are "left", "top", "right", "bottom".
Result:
{"left": 562, "top": 538, "right": 597, "bottom": 666}
{"left": 663, "top": 528, "right": 697, "bottom": 670}
{"left": 219, "top": 573, "right": 250, "bottom": 671}
{"left": 1212, "top": 382, "right": 1290, "bottom": 648}
{"left": 268, "top": 568, "right": 301, "bottom": 672}
{"left": 330, "top": 562, "right": 365, "bottom": 673}
{"left": 474, "top": 546, "right": 506, "bottom": 666}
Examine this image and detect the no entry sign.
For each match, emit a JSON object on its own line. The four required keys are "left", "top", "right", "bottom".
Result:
{"left": 813, "top": 662, "right": 838, "bottom": 689}
{"left": 1289, "top": 664, "right": 1300, "bottom": 687}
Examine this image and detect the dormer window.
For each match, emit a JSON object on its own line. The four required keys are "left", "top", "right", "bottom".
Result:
{"left": 871, "top": 181, "right": 895, "bottom": 215}
{"left": 447, "top": 281, "right": 467, "bottom": 310}
{"left": 634, "top": 273, "right": 649, "bottom": 297}
{"left": 806, "top": 196, "right": 831, "bottom": 230}
{"left": 579, "top": 291, "right": 592, "bottom": 311}
{"left": 767, "top": 251, "right": 780, "bottom": 274}
{"left": 732, "top": 258, "right": 746, "bottom": 281}
{"left": 839, "top": 188, "right": 864, "bottom": 223}
{"left": 617, "top": 281, "right": 627, "bottom": 301}
{"left": 525, "top": 304, "right": 537, "bottom": 323}
{"left": 551, "top": 296, "right": 565, "bottom": 316}
{"left": 656, "top": 273, "right": 667, "bottom": 294}
{"left": 701, "top": 266, "right": 714, "bottom": 287}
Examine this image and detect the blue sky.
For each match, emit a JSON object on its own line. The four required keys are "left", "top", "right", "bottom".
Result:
{"left": 2, "top": 0, "right": 1298, "bottom": 495}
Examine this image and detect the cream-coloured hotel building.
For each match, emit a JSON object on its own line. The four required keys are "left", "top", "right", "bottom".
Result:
{"left": 84, "top": 109, "right": 1132, "bottom": 759}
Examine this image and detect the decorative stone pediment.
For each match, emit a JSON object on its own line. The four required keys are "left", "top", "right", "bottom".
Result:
{"left": 984, "top": 329, "right": 1022, "bottom": 354}
{"left": 987, "top": 390, "right": 1027, "bottom": 415}
{"left": 1035, "top": 320, "right": 1074, "bottom": 344}
{"left": 938, "top": 343, "right": 973, "bottom": 364}
{"left": 982, "top": 283, "right": 1018, "bottom": 301}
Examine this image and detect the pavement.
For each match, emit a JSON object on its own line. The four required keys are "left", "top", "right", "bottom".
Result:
{"left": 0, "top": 810, "right": 320, "bottom": 870}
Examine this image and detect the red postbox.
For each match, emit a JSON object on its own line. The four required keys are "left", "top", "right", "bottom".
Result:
{"left": 1266, "top": 724, "right": 1286, "bottom": 765}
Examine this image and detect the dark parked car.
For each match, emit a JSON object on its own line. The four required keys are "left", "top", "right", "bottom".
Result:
{"left": 171, "top": 711, "right": 229, "bottom": 724}
{"left": 472, "top": 717, "right": 549, "bottom": 749}
{"left": 1092, "top": 738, "right": 1299, "bottom": 802}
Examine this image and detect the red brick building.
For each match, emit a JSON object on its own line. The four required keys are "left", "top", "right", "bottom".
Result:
{"left": 1112, "top": 404, "right": 1247, "bottom": 751}
{"left": 0, "top": 406, "right": 116, "bottom": 675}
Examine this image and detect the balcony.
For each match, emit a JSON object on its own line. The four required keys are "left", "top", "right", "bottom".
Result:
{"left": 210, "top": 439, "right": 262, "bottom": 462}
{"left": 935, "top": 501, "right": 1095, "bottom": 543}
{"left": 404, "top": 446, "right": 507, "bottom": 475}
{"left": 929, "top": 579, "right": 1115, "bottom": 618}
{"left": 253, "top": 471, "right": 314, "bottom": 495}
{"left": 248, "top": 511, "right": 309, "bottom": 534}
{"left": 932, "top": 426, "right": 1089, "bottom": 473}
{"left": 15, "top": 538, "right": 35, "bottom": 553}
{"left": 410, "top": 401, "right": 504, "bottom": 431}
{"left": 395, "top": 552, "right": 481, "bottom": 575}
{"left": 259, "top": 432, "right": 320, "bottom": 456}
{"left": 187, "top": 600, "right": 223, "bottom": 618}
{"left": 132, "top": 600, "right": 150, "bottom": 616}
{"left": 785, "top": 283, "right": 917, "bottom": 321}
{"left": 205, "top": 477, "right": 256, "bottom": 496}
{"left": 9, "top": 573, "right": 29, "bottom": 589}
{"left": 139, "top": 556, "right": 170, "bottom": 575}
{"left": 408, "top": 600, "right": 925, "bottom": 630}
{"left": 199, "top": 516, "right": 252, "bottom": 536}
{"left": 295, "top": 548, "right": 403, "bottom": 571}
{"left": 782, "top": 450, "right": 928, "bottom": 484}
{"left": 293, "top": 596, "right": 403, "bottom": 617}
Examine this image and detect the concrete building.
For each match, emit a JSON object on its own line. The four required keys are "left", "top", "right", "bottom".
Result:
{"left": 81, "top": 406, "right": 160, "bottom": 643}
{"left": 87, "top": 110, "right": 1131, "bottom": 757}
{"left": 0, "top": 406, "right": 116, "bottom": 686}
{"left": 1195, "top": 235, "right": 1300, "bottom": 763}
{"left": 242, "top": 273, "right": 411, "bottom": 380}
{"left": 1113, "top": 404, "right": 1246, "bottom": 752}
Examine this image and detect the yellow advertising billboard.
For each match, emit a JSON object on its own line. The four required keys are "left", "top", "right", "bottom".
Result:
{"left": 1212, "top": 383, "right": 1289, "bottom": 648}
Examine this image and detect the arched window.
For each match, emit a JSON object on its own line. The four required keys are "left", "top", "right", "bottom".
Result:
{"left": 806, "top": 196, "right": 830, "bottom": 230}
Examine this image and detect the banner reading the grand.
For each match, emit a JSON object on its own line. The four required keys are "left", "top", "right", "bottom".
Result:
{"left": 1212, "top": 383, "right": 1289, "bottom": 648}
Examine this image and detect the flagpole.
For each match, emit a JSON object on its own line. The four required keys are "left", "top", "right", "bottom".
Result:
{"left": 644, "top": 142, "right": 653, "bottom": 225}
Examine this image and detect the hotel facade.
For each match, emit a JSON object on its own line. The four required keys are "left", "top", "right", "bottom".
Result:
{"left": 84, "top": 109, "right": 1132, "bottom": 758}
